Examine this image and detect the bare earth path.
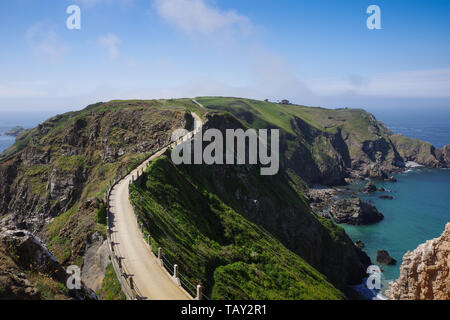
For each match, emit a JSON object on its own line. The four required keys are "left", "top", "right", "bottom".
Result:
{"left": 108, "top": 112, "right": 202, "bottom": 300}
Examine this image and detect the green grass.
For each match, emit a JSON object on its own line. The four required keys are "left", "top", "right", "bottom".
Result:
{"left": 98, "top": 263, "right": 126, "bottom": 300}
{"left": 94, "top": 201, "right": 107, "bottom": 225}
{"left": 130, "top": 157, "right": 344, "bottom": 300}
{"left": 31, "top": 273, "right": 69, "bottom": 300}
{"left": 196, "top": 96, "right": 389, "bottom": 142}
{"left": 55, "top": 155, "right": 84, "bottom": 172}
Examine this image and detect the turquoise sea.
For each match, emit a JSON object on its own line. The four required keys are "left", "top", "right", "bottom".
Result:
{"left": 342, "top": 169, "right": 450, "bottom": 288}
{"left": 342, "top": 107, "right": 450, "bottom": 293}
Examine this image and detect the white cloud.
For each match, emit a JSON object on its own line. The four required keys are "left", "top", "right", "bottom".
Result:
{"left": 26, "top": 22, "right": 69, "bottom": 60}
{"left": 74, "top": 0, "right": 134, "bottom": 8}
{"left": 98, "top": 33, "right": 121, "bottom": 60}
{"left": 153, "top": 0, "right": 252, "bottom": 37}
{"left": 309, "top": 68, "right": 450, "bottom": 99}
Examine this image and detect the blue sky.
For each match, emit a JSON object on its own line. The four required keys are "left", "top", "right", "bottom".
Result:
{"left": 0, "top": 0, "right": 449, "bottom": 114}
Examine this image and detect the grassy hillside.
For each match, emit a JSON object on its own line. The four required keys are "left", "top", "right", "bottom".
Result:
{"left": 196, "top": 97, "right": 391, "bottom": 139}
{"left": 130, "top": 156, "right": 345, "bottom": 300}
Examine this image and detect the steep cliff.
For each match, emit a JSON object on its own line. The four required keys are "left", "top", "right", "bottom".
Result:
{"left": 385, "top": 223, "right": 450, "bottom": 300}
{"left": 197, "top": 97, "right": 449, "bottom": 183}
{"left": 0, "top": 228, "right": 95, "bottom": 300}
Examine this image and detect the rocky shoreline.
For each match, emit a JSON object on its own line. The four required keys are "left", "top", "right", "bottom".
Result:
{"left": 308, "top": 164, "right": 450, "bottom": 300}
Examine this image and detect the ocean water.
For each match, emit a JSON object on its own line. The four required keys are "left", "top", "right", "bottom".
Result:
{"left": 0, "top": 132, "right": 16, "bottom": 154}
{"left": 340, "top": 107, "right": 450, "bottom": 293}
{"left": 0, "top": 111, "right": 50, "bottom": 154}
{"left": 369, "top": 106, "right": 450, "bottom": 148}
{"left": 342, "top": 169, "right": 450, "bottom": 288}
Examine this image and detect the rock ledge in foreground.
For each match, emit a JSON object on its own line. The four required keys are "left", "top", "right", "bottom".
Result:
{"left": 385, "top": 223, "right": 450, "bottom": 300}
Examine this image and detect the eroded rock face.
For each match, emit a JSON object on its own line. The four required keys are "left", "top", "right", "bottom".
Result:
{"left": 330, "top": 198, "right": 384, "bottom": 225}
{"left": 363, "top": 182, "right": 377, "bottom": 194}
{"left": 0, "top": 228, "right": 97, "bottom": 300}
{"left": 385, "top": 223, "right": 450, "bottom": 300}
{"left": 0, "top": 106, "right": 192, "bottom": 236}
{"left": 443, "top": 145, "right": 450, "bottom": 164}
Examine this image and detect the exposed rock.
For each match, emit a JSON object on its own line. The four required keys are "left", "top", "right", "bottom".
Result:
{"left": 391, "top": 134, "right": 446, "bottom": 168}
{"left": 442, "top": 145, "right": 450, "bottom": 164}
{"left": 2, "top": 126, "right": 25, "bottom": 137}
{"left": 363, "top": 182, "right": 377, "bottom": 194}
{"left": 81, "top": 232, "right": 109, "bottom": 292}
{"left": 307, "top": 187, "right": 338, "bottom": 214}
{"left": 385, "top": 223, "right": 450, "bottom": 300}
{"left": 355, "top": 240, "right": 365, "bottom": 249}
{"left": 0, "top": 228, "right": 97, "bottom": 300}
{"left": 387, "top": 176, "right": 397, "bottom": 182}
{"left": 0, "top": 104, "right": 192, "bottom": 237}
{"left": 330, "top": 198, "right": 384, "bottom": 225}
{"left": 376, "top": 250, "right": 397, "bottom": 265}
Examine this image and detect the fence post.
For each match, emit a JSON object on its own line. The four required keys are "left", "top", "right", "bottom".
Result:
{"left": 172, "top": 264, "right": 181, "bottom": 286}
{"left": 147, "top": 234, "right": 151, "bottom": 247}
{"left": 129, "top": 276, "right": 134, "bottom": 290}
{"left": 196, "top": 285, "right": 203, "bottom": 300}
{"left": 158, "top": 247, "right": 163, "bottom": 267}
{"left": 118, "top": 257, "right": 122, "bottom": 270}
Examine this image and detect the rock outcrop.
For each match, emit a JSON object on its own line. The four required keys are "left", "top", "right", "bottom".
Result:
{"left": 2, "top": 126, "right": 25, "bottom": 137}
{"left": 330, "top": 198, "right": 384, "bottom": 225}
{"left": 443, "top": 145, "right": 450, "bottom": 164}
{"left": 376, "top": 250, "right": 397, "bottom": 265}
{"left": 363, "top": 182, "right": 377, "bottom": 193}
{"left": 0, "top": 228, "right": 97, "bottom": 300}
{"left": 385, "top": 223, "right": 450, "bottom": 300}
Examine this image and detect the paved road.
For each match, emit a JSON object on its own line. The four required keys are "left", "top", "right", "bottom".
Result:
{"left": 108, "top": 112, "right": 202, "bottom": 300}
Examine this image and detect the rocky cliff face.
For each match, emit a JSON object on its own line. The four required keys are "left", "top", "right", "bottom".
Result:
{"left": 198, "top": 98, "right": 449, "bottom": 184}
{"left": 0, "top": 228, "right": 96, "bottom": 300}
{"left": 0, "top": 103, "right": 193, "bottom": 235}
{"left": 385, "top": 223, "right": 450, "bottom": 300}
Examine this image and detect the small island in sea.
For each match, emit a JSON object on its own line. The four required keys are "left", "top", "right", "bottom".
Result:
{"left": 1, "top": 126, "right": 25, "bottom": 137}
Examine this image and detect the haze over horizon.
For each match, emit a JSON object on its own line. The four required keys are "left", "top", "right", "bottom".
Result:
{"left": 1, "top": 0, "right": 450, "bottom": 114}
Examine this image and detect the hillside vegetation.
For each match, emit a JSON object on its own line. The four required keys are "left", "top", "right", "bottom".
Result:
{"left": 130, "top": 157, "right": 345, "bottom": 300}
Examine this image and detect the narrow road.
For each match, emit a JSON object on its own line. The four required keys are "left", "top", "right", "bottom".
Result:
{"left": 108, "top": 112, "right": 202, "bottom": 300}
